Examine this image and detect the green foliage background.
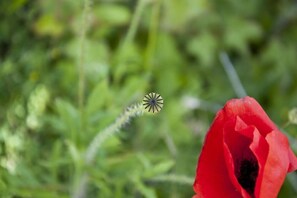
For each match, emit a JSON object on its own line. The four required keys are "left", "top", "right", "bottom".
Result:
{"left": 1, "top": 0, "right": 297, "bottom": 197}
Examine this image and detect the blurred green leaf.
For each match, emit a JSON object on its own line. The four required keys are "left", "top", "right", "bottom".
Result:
{"left": 1, "top": 0, "right": 297, "bottom": 197}
{"left": 143, "top": 160, "right": 175, "bottom": 178}
{"left": 187, "top": 31, "right": 218, "bottom": 66}
{"left": 94, "top": 4, "right": 131, "bottom": 26}
{"left": 86, "top": 80, "right": 112, "bottom": 116}
{"left": 133, "top": 177, "right": 157, "bottom": 198}
{"left": 55, "top": 99, "right": 79, "bottom": 140}
{"left": 34, "top": 14, "right": 64, "bottom": 37}
{"left": 224, "top": 18, "right": 262, "bottom": 54}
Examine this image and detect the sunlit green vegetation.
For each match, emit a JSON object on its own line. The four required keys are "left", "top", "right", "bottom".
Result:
{"left": 1, "top": 0, "right": 297, "bottom": 197}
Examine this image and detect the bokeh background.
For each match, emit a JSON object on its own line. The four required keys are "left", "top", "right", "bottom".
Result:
{"left": 1, "top": 0, "right": 297, "bottom": 197}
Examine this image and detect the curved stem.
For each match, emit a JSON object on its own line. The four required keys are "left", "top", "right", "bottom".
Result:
{"left": 72, "top": 103, "right": 145, "bottom": 198}
{"left": 85, "top": 103, "right": 145, "bottom": 164}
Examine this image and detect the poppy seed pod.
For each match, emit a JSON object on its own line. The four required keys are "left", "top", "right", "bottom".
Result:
{"left": 143, "top": 92, "right": 163, "bottom": 113}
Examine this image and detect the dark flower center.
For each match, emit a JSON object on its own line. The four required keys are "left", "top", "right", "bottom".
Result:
{"left": 150, "top": 99, "right": 156, "bottom": 105}
{"left": 236, "top": 159, "right": 259, "bottom": 196}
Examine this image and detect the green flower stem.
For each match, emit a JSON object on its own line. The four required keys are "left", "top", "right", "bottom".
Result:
{"left": 219, "top": 52, "right": 247, "bottom": 98}
{"left": 78, "top": 0, "right": 91, "bottom": 141}
{"left": 85, "top": 103, "right": 145, "bottom": 164}
{"left": 73, "top": 103, "right": 145, "bottom": 198}
{"left": 122, "top": 0, "right": 148, "bottom": 48}
{"left": 73, "top": 174, "right": 88, "bottom": 198}
{"left": 144, "top": 0, "right": 160, "bottom": 70}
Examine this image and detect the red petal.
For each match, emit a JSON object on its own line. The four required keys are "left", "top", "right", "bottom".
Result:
{"left": 223, "top": 143, "right": 252, "bottom": 198}
{"left": 193, "top": 111, "right": 242, "bottom": 197}
{"left": 223, "top": 96, "right": 277, "bottom": 136}
{"left": 223, "top": 116, "right": 262, "bottom": 198}
{"left": 288, "top": 148, "right": 297, "bottom": 172}
{"left": 255, "top": 130, "right": 290, "bottom": 198}
{"left": 243, "top": 126, "right": 269, "bottom": 198}
{"left": 224, "top": 96, "right": 297, "bottom": 173}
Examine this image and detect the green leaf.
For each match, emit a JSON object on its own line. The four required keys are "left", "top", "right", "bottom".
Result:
{"left": 86, "top": 80, "right": 112, "bottom": 116}
{"left": 143, "top": 160, "right": 175, "bottom": 178}
{"left": 34, "top": 14, "right": 64, "bottom": 37}
{"left": 133, "top": 177, "right": 157, "bottom": 198}
{"left": 55, "top": 99, "right": 79, "bottom": 139}
{"left": 65, "top": 39, "right": 110, "bottom": 82}
{"left": 113, "top": 43, "right": 142, "bottom": 82}
{"left": 94, "top": 5, "right": 131, "bottom": 26}
{"left": 187, "top": 31, "right": 217, "bottom": 66}
{"left": 224, "top": 18, "right": 262, "bottom": 54}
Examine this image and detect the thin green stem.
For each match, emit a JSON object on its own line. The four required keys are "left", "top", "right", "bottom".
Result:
{"left": 144, "top": 0, "right": 161, "bottom": 70}
{"left": 114, "top": 0, "right": 148, "bottom": 83}
{"left": 121, "top": 0, "right": 148, "bottom": 49}
{"left": 73, "top": 0, "right": 91, "bottom": 196}
{"left": 85, "top": 103, "right": 145, "bottom": 164}
{"left": 78, "top": 0, "right": 91, "bottom": 137}
{"left": 219, "top": 52, "right": 247, "bottom": 98}
{"left": 72, "top": 103, "right": 146, "bottom": 198}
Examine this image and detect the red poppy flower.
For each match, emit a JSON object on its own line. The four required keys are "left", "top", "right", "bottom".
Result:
{"left": 193, "top": 96, "right": 297, "bottom": 198}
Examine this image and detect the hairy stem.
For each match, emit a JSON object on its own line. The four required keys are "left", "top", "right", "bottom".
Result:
{"left": 85, "top": 103, "right": 145, "bottom": 164}
{"left": 72, "top": 103, "right": 145, "bottom": 198}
